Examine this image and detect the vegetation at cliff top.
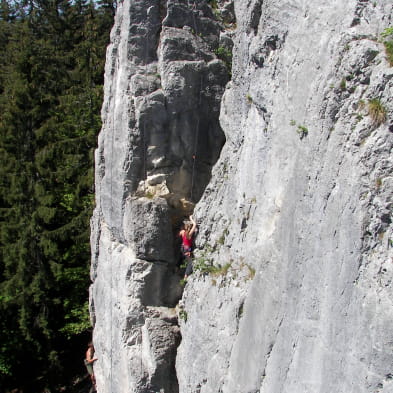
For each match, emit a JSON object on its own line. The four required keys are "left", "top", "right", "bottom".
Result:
{"left": 0, "top": 0, "right": 114, "bottom": 391}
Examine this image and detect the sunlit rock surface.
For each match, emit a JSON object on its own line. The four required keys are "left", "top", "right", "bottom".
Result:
{"left": 90, "top": 0, "right": 227, "bottom": 392}
{"left": 91, "top": 0, "right": 393, "bottom": 392}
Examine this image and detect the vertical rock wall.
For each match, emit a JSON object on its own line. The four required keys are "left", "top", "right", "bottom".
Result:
{"left": 177, "top": 1, "right": 393, "bottom": 393}
{"left": 90, "top": 1, "right": 229, "bottom": 392}
{"left": 92, "top": 0, "right": 393, "bottom": 392}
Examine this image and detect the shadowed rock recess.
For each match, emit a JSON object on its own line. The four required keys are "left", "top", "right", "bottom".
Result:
{"left": 91, "top": 0, "right": 393, "bottom": 392}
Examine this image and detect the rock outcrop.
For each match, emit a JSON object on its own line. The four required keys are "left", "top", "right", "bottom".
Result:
{"left": 91, "top": 0, "right": 393, "bottom": 392}
{"left": 177, "top": 1, "right": 393, "bottom": 393}
{"left": 90, "top": 0, "right": 229, "bottom": 392}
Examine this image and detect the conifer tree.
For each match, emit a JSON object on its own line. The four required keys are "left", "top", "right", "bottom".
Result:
{"left": 0, "top": 0, "right": 114, "bottom": 390}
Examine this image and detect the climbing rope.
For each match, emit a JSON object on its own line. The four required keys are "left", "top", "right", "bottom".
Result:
{"left": 190, "top": 74, "right": 204, "bottom": 202}
{"left": 142, "top": 29, "right": 150, "bottom": 192}
{"left": 187, "top": 0, "right": 198, "bottom": 35}
{"left": 186, "top": 0, "right": 204, "bottom": 202}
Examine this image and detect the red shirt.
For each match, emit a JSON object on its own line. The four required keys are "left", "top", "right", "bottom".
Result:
{"left": 181, "top": 233, "right": 193, "bottom": 249}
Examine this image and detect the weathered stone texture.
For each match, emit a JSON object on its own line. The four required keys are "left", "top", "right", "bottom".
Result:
{"left": 92, "top": 0, "right": 393, "bottom": 392}
{"left": 90, "top": 0, "right": 228, "bottom": 392}
{"left": 177, "top": 1, "right": 393, "bottom": 393}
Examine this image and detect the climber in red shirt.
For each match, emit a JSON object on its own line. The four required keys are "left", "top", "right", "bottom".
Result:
{"left": 179, "top": 215, "right": 197, "bottom": 278}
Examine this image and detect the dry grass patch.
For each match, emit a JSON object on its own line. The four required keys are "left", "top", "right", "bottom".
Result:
{"left": 368, "top": 99, "right": 387, "bottom": 126}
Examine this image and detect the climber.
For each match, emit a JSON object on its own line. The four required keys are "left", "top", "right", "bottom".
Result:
{"left": 84, "top": 342, "right": 98, "bottom": 389}
{"left": 179, "top": 215, "right": 197, "bottom": 279}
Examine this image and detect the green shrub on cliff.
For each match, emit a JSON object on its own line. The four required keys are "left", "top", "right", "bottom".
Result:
{"left": 368, "top": 98, "right": 387, "bottom": 126}
{"left": 381, "top": 27, "right": 393, "bottom": 66}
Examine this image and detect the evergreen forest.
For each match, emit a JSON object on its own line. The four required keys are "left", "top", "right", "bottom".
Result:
{"left": 0, "top": 0, "right": 114, "bottom": 391}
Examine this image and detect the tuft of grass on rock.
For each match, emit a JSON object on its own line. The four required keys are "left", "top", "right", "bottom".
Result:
{"left": 384, "top": 40, "right": 393, "bottom": 66}
{"left": 179, "top": 310, "right": 188, "bottom": 322}
{"left": 368, "top": 98, "right": 387, "bottom": 126}
{"left": 296, "top": 125, "right": 308, "bottom": 139}
{"left": 381, "top": 27, "right": 393, "bottom": 66}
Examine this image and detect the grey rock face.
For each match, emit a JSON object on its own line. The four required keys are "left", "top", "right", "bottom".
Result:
{"left": 90, "top": 0, "right": 228, "bottom": 392}
{"left": 92, "top": 0, "right": 393, "bottom": 392}
{"left": 177, "top": 1, "right": 393, "bottom": 393}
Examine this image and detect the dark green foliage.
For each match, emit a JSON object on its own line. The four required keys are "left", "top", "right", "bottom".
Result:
{"left": 214, "top": 46, "right": 232, "bottom": 74}
{"left": 0, "top": 1, "right": 113, "bottom": 391}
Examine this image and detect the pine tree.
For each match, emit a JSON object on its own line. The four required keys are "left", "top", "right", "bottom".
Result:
{"left": 0, "top": 0, "right": 114, "bottom": 390}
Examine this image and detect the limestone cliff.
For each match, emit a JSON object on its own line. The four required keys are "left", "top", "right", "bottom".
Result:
{"left": 91, "top": 0, "right": 393, "bottom": 392}
{"left": 90, "top": 0, "right": 229, "bottom": 392}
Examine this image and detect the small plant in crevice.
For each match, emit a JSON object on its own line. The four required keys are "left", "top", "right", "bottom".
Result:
{"left": 296, "top": 125, "right": 308, "bottom": 139}
{"left": 358, "top": 99, "right": 366, "bottom": 110}
{"left": 179, "top": 310, "right": 188, "bottom": 322}
{"left": 193, "top": 253, "right": 232, "bottom": 278}
{"left": 339, "top": 78, "right": 347, "bottom": 91}
{"left": 207, "top": 0, "right": 218, "bottom": 10}
{"left": 211, "top": 262, "right": 232, "bottom": 277}
{"left": 217, "top": 227, "right": 229, "bottom": 245}
{"left": 179, "top": 278, "right": 187, "bottom": 287}
{"left": 193, "top": 255, "right": 215, "bottom": 274}
{"left": 145, "top": 190, "right": 155, "bottom": 199}
{"left": 246, "top": 264, "right": 256, "bottom": 280}
{"left": 290, "top": 120, "right": 309, "bottom": 139}
{"left": 368, "top": 98, "right": 387, "bottom": 126}
{"left": 384, "top": 40, "right": 393, "bottom": 66}
{"left": 215, "top": 46, "right": 233, "bottom": 71}
{"left": 239, "top": 262, "right": 256, "bottom": 281}
{"left": 381, "top": 26, "right": 393, "bottom": 66}
{"left": 246, "top": 93, "right": 253, "bottom": 104}
{"left": 215, "top": 46, "right": 230, "bottom": 57}
{"left": 375, "top": 177, "right": 383, "bottom": 189}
